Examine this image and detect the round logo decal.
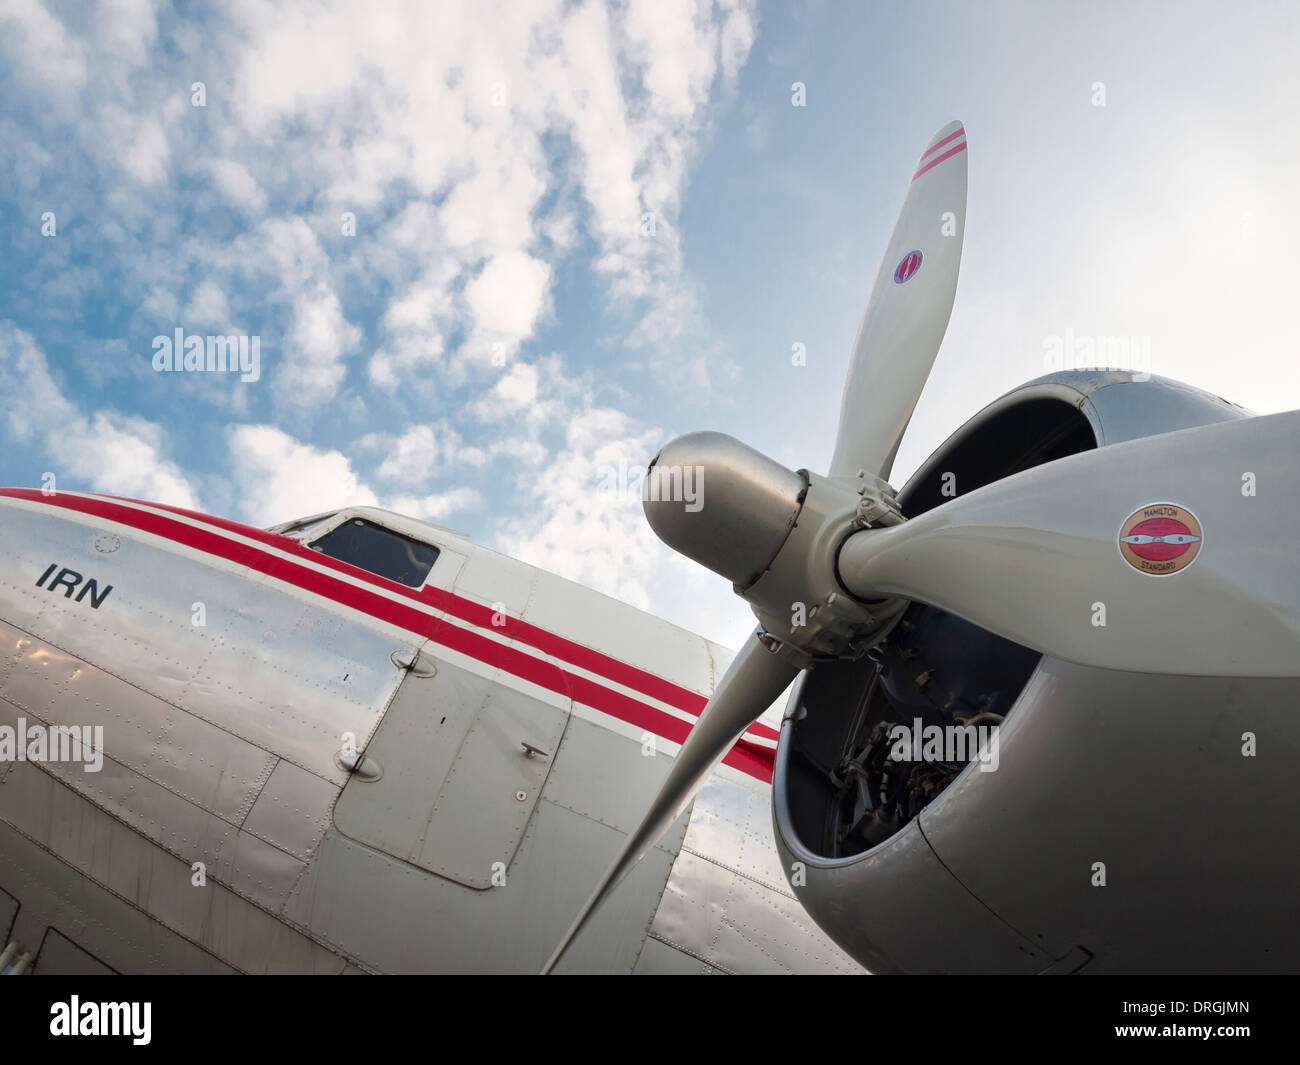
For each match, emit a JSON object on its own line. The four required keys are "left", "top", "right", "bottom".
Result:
{"left": 1118, "top": 503, "right": 1203, "bottom": 576}
{"left": 894, "top": 249, "right": 923, "bottom": 284}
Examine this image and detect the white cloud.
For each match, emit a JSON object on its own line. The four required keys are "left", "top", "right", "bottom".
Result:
{"left": 76, "top": 412, "right": 198, "bottom": 506}
{"left": 210, "top": 0, "right": 755, "bottom": 387}
{"left": 0, "top": 0, "right": 761, "bottom": 646}
{"left": 489, "top": 437, "right": 548, "bottom": 467}
{"left": 279, "top": 285, "right": 361, "bottom": 408}
{"left": 366, "top": 350, "right": 399, "bottom": 392}
{"left": 387, "top": 487, "right": 481, "bottom": 523}
{"left": 209, "top": 158, "right": 267, "bottom": 214}
{"left": 2, "top": 0, "right": 761, "bottom": 407}
{"left": 473, "top": 361, "right": 540, "bottom": 420}
{"left": 717, "top": 0, "right": 757, "bottom": 80}
{"left": 0, "top": 0, "right": 87, "bottom": 93}
{"left": 0, "top": 324, "right": 199, "bottom": 508}
{"left": 465, "top": 250, "right": 552, "bottom": 346}
{"left": 360, "top": 422, "right": 487, "bottom": 483}
{"left": 375, "top": 424, "right": 439, "bottom": 480}
{"left": 492, "top": 404, "right": 663, "bottom": 609}
{"left": 624, "top": 0, "right": 721, "bottom": 120}
{"left": 489, "top": 398, "right": 752, "bottom": 649}
{"left": 100, "top": 107, "right": 171, "bottom": 186}
{"left": 194, "top": 216, "right": 363, "bottom": 408}
{"left": 228, "top": 424, "right": 378, "bottom": 527}
{"left": 229, "top": 423, "right": 482, "bottom": 530}
{"left": 92, "top": 0, "right": 159, "bottom": 72}
{"left": 365, "top": 249, "right": 456, "bottom": 388}
{"left": 184, "top": 281, "right": 231, "bottom": 330}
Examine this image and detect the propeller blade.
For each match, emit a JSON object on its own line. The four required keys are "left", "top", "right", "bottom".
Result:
{"left": 542, "top": 629, "right": 798, "bottom": 972}
{"left": 839, "top": 410, "right": 1300, "bottom": 677}
{"left": 828, "top": 120, "right": 968, "bottom": 482}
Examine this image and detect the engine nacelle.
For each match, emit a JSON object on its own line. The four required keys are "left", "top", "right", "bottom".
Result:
{"left": 772, "top": 370, "right": 1300, "bottom": 973}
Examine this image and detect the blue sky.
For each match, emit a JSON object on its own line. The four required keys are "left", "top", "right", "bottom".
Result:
{"left": 3, "top": 0, "right": 1299, "bottom": 649}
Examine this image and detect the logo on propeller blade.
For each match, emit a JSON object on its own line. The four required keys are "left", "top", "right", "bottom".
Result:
{"left": 894, "top": 249, "right": 923, "bottom": 284}
{"left": 1118, "top": 503, "right": 1203, "bottom": 576}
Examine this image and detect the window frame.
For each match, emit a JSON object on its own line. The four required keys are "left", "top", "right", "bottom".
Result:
{"left": 284, "top": 509, "right": 459, "bottom": 592}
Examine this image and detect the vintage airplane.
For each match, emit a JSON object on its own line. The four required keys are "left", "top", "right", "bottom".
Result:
{"left": 2, "top": 121, "right": 1298, "bottom": 976}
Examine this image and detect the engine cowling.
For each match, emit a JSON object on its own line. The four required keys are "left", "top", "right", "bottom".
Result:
{"left": 771, "top": 370, "right": 1300, "bottom": 973}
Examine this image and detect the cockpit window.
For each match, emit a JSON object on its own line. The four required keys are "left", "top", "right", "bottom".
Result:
{"left": 309, "top": 518, "right": 439, "bottom": 588}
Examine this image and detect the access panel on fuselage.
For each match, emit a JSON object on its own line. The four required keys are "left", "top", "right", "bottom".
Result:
{"left": 332, "top": 647, "right": 571, "bottom": 889}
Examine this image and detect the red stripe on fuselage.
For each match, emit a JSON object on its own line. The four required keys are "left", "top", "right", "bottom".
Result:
{"left": 105, "top": 495, "right": 779, "bottom": 739}
{"left": 0, "top": 489, "right": 776, "bottom": 781}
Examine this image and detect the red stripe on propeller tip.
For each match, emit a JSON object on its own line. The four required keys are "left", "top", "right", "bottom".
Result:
{"left": 911, "top": 141, "right": 966, "bottom": 182}
{"left": 917, "top": 126, "right": 965, "bottom": 163}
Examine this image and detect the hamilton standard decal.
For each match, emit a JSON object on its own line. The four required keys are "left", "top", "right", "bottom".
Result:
{"left": 893, "top": 249, "right": 922, "bottom": 284}
{"left": 1118, "top": 503, "right": 1203, "bottom": 576}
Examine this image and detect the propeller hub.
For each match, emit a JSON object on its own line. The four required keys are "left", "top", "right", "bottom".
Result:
{"left": 643, "top": 431, "right": 807, "bottom": 589}
{"left": 645, "top": 431, "right": 906, "bottom": 660}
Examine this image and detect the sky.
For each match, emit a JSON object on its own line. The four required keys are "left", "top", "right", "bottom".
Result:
{"left": 2, "top": 0, "right": 1298, "bottom": 652}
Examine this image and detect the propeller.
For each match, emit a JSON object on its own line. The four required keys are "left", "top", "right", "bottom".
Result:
{"left": 541, "top": 628, "right": 798, "bottom": 973}
{"left": 829, "top": 118, "right": 967, "bottom": 481}
{"left": 838, "top": 408, "right": 1300, "bottom": 676}
{"left": 542, "top": 113, "right": 1297, "bottom": 970}
{"left": 541, "top": 120, "right": 970, "bottom": 971}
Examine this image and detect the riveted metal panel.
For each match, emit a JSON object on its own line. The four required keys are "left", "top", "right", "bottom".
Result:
{"left": 632, "top": 935, "right": 724, "bottom": 974}
{"left": 34, "top": 929, "right": 116, "bottom": 974}
{"left": 0, "top": 504, "right": 415, "bottom": 787}
{"left": 524, "top": 568, "right": 714, "bottom": 695}
{"left": 176, "top": 580, "right": 414, "bottom": 783}
{"left": 648, "top": 849, "right": 862, "bottom": 974}
{"left": 453, "top": 547, "right": 536, "bottom": 617}
{"left": 334, "top": 655, "right": 493, "bottom": 860}
{"left": 414, "top": 681, "right": 569, "bottom": 886}
{"left": 0, "top": 691, "right": 303, "bottom": 916}
{"left": 335, "top": 648, "right": 571, "bottom": 889}
{"left": 0, "top": 882, "right": 17, "bottom": 948}
{"left": 0, "top": 620, "right": 274, "bottom": 823}
{"left": 0, "top": 759, "right": 346, "bottom": 973}
{"left": 644, "top": 774, "right": 863, "bottom": 975}
{"left": 287, "top": 798, "right": 684, "bottom": 973}
{"left": 242, "top": 759, "right": 339, "bottom": 863}
{"left": 0, "top": 504, "right": 212, "bottom": 711}
{"left": 0, "top": 494, "right": 876, "bottom": 975}
{"left": 540, "top": 714, "right": 683, "bottom": 847}
{"left": 0, "top": 817, "right": 234, "bottom": 974}
{"left": 918, "top": 662, "right": 1300, "bottom": 972}
{"left": 680, "top": 772, "right": 796, "bottom": 891}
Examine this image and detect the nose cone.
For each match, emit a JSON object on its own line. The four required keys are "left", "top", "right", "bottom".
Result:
{"left": 643, "top": 431, "right": 806, "bottom": 589}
